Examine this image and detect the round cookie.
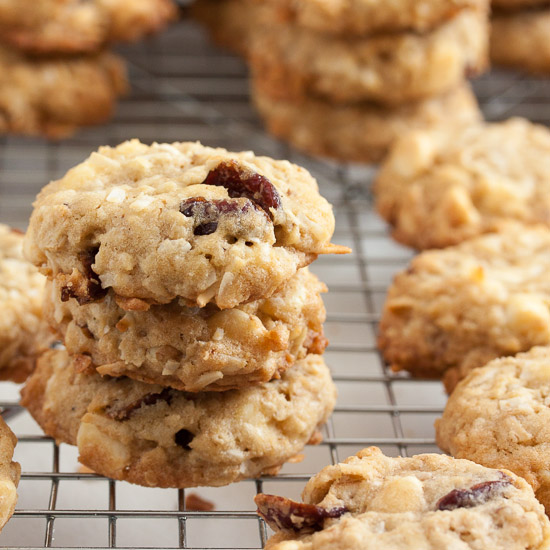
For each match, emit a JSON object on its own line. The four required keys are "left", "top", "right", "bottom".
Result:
{"left": 436, "top": 347, "right": 550, "bottom": 514}
{"left": 492, "top": 0, "right": 549, "bottom": 10}
{"left": 0, "top": 417, "right": 20, "bottom": 533}
{"left": 375, "top": 117, "right": 550, "bottom": 249}
{"left": 256, "top": 447, "right": 550, "bottom": 550}
{"left": 0, "top": 46, "right": 127, "bottom": 138}
{"left": 248, "top": 9, "right": 488, "bottom": 106}
{"left": 45, "top": 267, "right": 327, "bottom": 392}
{"left": 377, "top": 223, "right": 550, "bottom": 391}
{"left": 25, "top": 140, "right": 347, "bottom": 309}
{"left": 491, "top": 8, "right": 550, "bottom": 75}
{"left": 256, "top": 0, "right": 487, "bottom": 36}
{"left": 252, "top": 81, "right": 481, "bottom": 164}
{"left": 192, "top": 0, "right": 266, "bottom": 56}
{"left": 0, "top": 224, "right": 52, "bottom": 383}
{"left": 21, "top": 349, "right": 337, "bottom": 488}
{"left": 0, "top": 0, "right": 176, "bottom": 55}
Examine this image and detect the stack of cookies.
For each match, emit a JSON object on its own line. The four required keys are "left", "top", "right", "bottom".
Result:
{"left": 490, "top": 0, "right": 550, "bottom": 74}
{"left": 0, "top": 0, "right": 176, "bottom": 137}
{"left": 21, "top": 140, "right": 348, "bottom": 488}
{"left": 244, "top": 0, "right": 490, "bottom": 163}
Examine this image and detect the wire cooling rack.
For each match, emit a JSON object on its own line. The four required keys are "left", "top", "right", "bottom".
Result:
{"left": 0, "top": 12, "right": 549, "bottom": 550}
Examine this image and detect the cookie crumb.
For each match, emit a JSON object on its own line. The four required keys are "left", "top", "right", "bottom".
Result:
{"left": 307, "top": 430, "right": 323, "bottom": 445}
{"left": 185, "top": 493, "right": 215, "bottom": 511}
{"left": 73, "top": 354, "right": 94, "bottom": 374}
{"left": 287, "top": 453, "right": 305, "bottom": 464}
{"left": 78, "top": 463, "right": 95, "bottom": 474}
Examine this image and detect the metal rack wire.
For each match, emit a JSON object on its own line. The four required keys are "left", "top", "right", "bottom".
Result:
{"left": 0, "top": 14, "right": 549, "bottom": 550}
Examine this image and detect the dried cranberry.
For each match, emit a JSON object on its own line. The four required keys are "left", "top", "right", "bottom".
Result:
{"left": 174, "top": 429, "right": 194, "bottom": 450}
{"left": 180, "top": 197, "right": 266, "bottom": 236}
{"left": 201, "top": 161, "right": 282, "bottom": 219}
{"left": 60, "top": 247, "right": 107, "bottom": 305}
{"left": 437, "top": 477, "right": 512, "bottom": 511}
{"left": 106, "top": 388, "right": 173, "bottom": 421}
{"left": 255, "top": 494, "right": 347, "bottom": 535}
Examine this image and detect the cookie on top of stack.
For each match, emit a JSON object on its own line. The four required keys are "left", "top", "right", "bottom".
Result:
{"left": 490, "top": 0, "right": 550, "bottom": 74}
{"left": 0, "top": 0, "right": 176, "bottom": 137}
{"left": 206, "top": 0, "right": 488, "bottom": 164}
{"left": 21, "top": 140, "right": 349, "bottom": 488}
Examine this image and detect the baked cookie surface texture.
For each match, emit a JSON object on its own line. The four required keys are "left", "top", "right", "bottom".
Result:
{"left": 249, "top": 8, "right": 488, "bottom": 106}
{"left": 252, "top": 82, "right": 481, "bottom": 163}
{"left": 491, "top": 8, "right": 550, "bottom": 75}
{"left": 437, "top": 347, "right": 550, "bottom": 514}
{"left": 45, "top": 267, "right": 327, "bottom": 391}
{"left": 25, "top": 140, "right": 345, "bottom": 309}
{"left": 0, "top": 417, "right": 20, "bottom": 533}
{"left": 378, "top": 224, "right": 550, "bottom": 392}
{"left": 0, "top": 224, "right": 51, "bottom": 382}
{"left": 0, "top": 0, "right": 176, "bottom": 54}
{"left": 0, "top": 46, "right": 127, "bottom": 137}
{"left": 258, "top": 0, "right": 488, "bottom": 35}
{"left": 255, "top": 447, "right": 550, "bottom": 550}
{"left": 375, "top": 118, "right": 550, "bottom": 249}
{"left": 21, "top": 349, "right": 337, "bottom": 488}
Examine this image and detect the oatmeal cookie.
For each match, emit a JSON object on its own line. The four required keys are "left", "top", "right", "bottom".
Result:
{"left": 25, "top": 140, "right": 347, "bottom": 309}
{"left": 437, "top": 347, "right": 550, "bottom": 514}
{"left": 192, "top": 0, "right": 266, "bottom": 56}
{"left": 256, "top": 447, "right": 550, "bottom": 550}
{"left": 248, "top": 9, "right": 488, "bottom": 106}
{"left": 375, "top": 118, "right": 550, "bottom": 249}
{"left": 252, "top": 81, "right": 481, "bottom": 164}
{"left": 491, "top": 8, "right": 550, "bottom": 75}
{"left": 378, "top": 224, "right": 550, "bottom": 391}
{"left": 0, "top": 224, "right": 52, "bottom": 382}
{"left": 45, "top": 267, "right": 327, "bottom": 392}
{"left": 0, "top": 417, "right": 20, "bottom": 533}
{"left": 0, "top": 46, "right": 127, "bottom": 138}
{"left": 492, "top": 0, "right": 549, "bottom": 10}
{"left": 0, "top": 0, "right": 176, "bottom": 55}
{"left": 21, "top": 349, "right": 336, "bottom": 488}
{"left": 257, "top": 0, "right": 487, "bottom": 36}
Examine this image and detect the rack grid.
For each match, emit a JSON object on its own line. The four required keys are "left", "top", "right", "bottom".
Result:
{"left": 0, "top": 14, "right": 549, "bottom": 550}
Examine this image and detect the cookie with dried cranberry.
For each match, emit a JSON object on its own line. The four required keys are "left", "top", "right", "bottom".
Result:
{"left": 437, "top": 347, "right": 550, "bottom": 515}
{"left": 21, "top": 349, "right": 336, "bottom": 488}
{"left": 44, "top": 267, "right": 327, "bottom": 392}
{"left": 256, "top": 447, "right": 550, "bottom": 550}
{"left": 0, "top": 417, "right": 20, "bottom": 534}
{"left": 0, "top": 224, "right": 52, "bottom": 382}
{"left": 25, "top": 140, "right": 348, "bottom": 309}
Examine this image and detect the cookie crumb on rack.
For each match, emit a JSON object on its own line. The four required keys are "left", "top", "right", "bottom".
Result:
{"left": 185, "top": 493, "right": 215, "bottom": 511}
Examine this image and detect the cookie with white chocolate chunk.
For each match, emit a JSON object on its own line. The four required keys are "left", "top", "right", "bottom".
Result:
{"left": 256, "top": 447, "right": 550, "bottom": 550}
